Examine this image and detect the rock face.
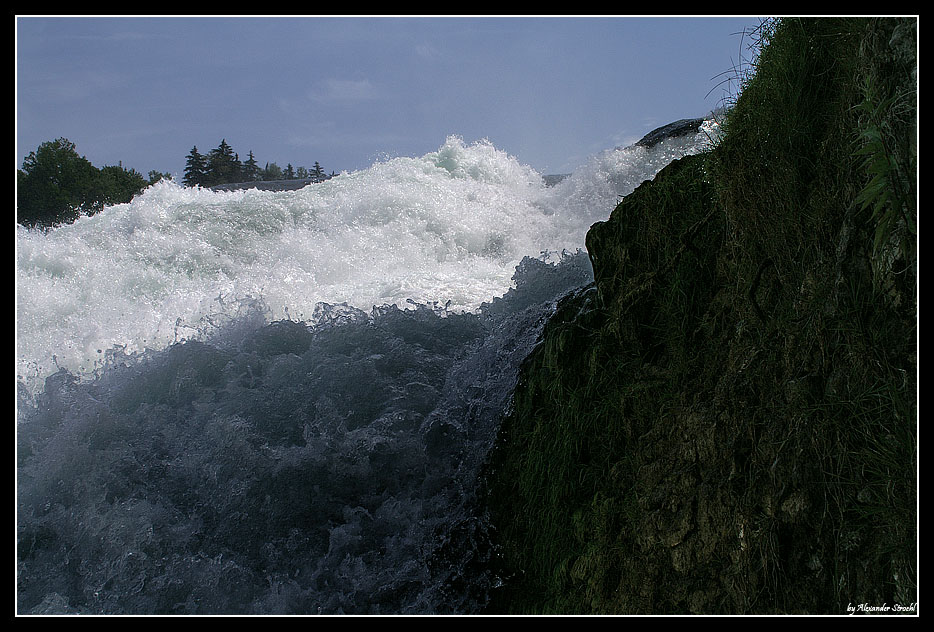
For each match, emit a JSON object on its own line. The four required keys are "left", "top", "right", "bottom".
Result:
{"left": 484, "top": 18, "right": 916, "bottom": 615}
{"left": 632, "top": 118, "right": 706, "bottom": 148}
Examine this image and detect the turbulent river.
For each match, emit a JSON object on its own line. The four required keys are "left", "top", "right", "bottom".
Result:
{"left": 16, "top": 124, "right": 717, "bottom": 614}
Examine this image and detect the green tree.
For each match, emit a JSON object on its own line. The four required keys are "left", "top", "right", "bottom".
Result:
{"left": 148, "top": 170, "right": 172, "bottom": 185}
{"left": 183, "top": 146, "right": 207, "bottom": 187}
{"left": 233, "top": 152, "right": 243, "bottom": 182}
{"left": 17, "top": 138, "right": 103, "bottom": 227}
{"left": 16, "top": 139, "right": 150, "bottom": 227}
{"left": 311, "top": 161, "right": 325, "bottom": 182}
{"left": 205, "top": 139, "right": 240, "bottom": 186}
{"left": 242, "top": 150, "right": 260, "bottom": 181}
{"left": 296, "top": 166, "right": 309, "bottom": 179}
{"left": 262, "top": 162, "right": 282, "bottom": 181}
{"left": 283, "top": 163, "right": 295, "bottom": 180}
{"left": 96, "top": 165, "right": 148, "bottom": 208}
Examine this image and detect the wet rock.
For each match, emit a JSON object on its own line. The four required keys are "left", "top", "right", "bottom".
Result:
{"left": 633, "top": 118, "right": 706, "bottom": 148}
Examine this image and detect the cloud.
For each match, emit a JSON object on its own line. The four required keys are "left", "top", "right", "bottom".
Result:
{"left": 415, "top": 43, "right": 439, "bottom": 60}
{"left": 70, "top": 30, "right": 175, "bottom": 43}
{"left": 21, "top": 68, "right": 125, "bottom": 103}
{"left": 308, "top": 78, "right": 380, "bottom": 104}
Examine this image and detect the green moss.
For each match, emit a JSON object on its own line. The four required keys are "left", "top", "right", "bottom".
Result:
{"left": 483, "top": 17, "right": 916, "bottom": 614}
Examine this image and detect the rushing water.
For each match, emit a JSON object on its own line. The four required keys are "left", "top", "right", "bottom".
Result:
{"left": 16, "top": 124, "right": 717, "bottom": 614}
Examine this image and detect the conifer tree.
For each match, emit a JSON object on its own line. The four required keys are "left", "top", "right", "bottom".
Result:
{"left": 312, "top": 161, "right": 325, "bottom": 182}
{"left": 233, "top": 152, "right": 243, "bottom": 183}
{"left": 205, "top": 139, "right": 238, "bottom": 186}
{"left": 183, "top": 146, "right": 207, "bottom": 187}
{"left": 242, "top": 151, "right": 260, "bottom": 181}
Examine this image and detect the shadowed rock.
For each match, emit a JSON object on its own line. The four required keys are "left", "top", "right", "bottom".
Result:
{"left": 633, "top": 117, "right": 706, "bottom": 148}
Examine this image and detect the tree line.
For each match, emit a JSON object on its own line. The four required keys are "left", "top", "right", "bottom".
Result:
{"left": 16, "top": 138, "right": 171, "bottom": 229}
{"left": 183, "top": 139, "right": 334, "bottom": 188}
{"left": 16, "top": 137, "right": 334, "bottom": 229}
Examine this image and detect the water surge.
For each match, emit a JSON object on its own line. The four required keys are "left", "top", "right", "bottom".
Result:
{"left": 17, "top": 127, "right": 717, "bottom": 614}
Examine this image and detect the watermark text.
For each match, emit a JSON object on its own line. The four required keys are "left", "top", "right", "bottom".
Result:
{"left": 846, "top": 602, "right": 917, "bottom": 615}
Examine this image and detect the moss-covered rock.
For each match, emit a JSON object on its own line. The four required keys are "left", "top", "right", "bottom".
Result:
{"left": 483, "top": 17, "right": 916, "bottom": 615}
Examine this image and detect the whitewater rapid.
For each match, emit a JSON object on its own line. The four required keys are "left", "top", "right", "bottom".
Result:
{"left": 16, "top": 129, "right": 717, "bottom": 397}
{"left": 17, "top": 124, "right": 718, "bottom": 615}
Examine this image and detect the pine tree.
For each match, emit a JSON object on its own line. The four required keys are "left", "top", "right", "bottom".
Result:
{"left": 183, "top": 146, "right": 207, "bottom": 187}
{"left": 243, "top": 151, "right": 260, "bottom": 181}
{"left": 283, "top": 163, "right": 295, "bottom": 180}
{"left": 312, "top": 161, "right": 325, "bottom": 182}
{"left": 233, "top": 152, "right": 243, "bottom": 183}
{"left": 205, "top": 139, "right": 239, "bottom": 186}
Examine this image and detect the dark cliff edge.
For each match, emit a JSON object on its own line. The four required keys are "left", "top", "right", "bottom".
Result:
{"left": 483, "top": 18, "right": 917, "bottom": 614}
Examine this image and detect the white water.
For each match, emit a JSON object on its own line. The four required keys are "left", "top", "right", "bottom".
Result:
{"left": 16, "top": 128, "right": 717, "bottom": 397}
{"left": 17, "top": 124, "right": 719, "bottom": 615}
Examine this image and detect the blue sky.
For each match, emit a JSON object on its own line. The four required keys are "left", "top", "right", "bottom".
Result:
{"left": 16, "top": 16, "right": 764, "bottom": 179}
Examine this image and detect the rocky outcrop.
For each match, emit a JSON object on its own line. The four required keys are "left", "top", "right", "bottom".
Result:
{"left": 484, "top": 18, "right": 916, "bottom": 615}
{"left": 632, "top": 117, "right": 706, "bottom": 148}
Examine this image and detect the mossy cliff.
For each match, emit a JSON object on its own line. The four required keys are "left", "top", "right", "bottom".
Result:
{"left": 483, "top": 17, "right": 916, "bottom": 614}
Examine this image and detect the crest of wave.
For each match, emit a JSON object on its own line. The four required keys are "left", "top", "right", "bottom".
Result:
{"left": 16, "top": 136, "right": 584, "bottom": 395}
{"left": 545, "top": 119, "right": 721, "bottom": 225}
